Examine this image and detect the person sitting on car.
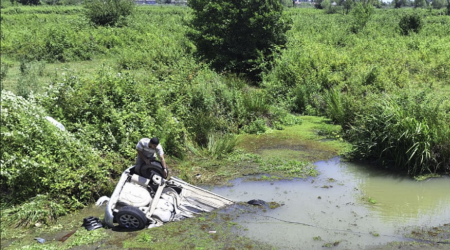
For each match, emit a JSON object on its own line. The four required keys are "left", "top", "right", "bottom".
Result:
{"left": 135, "top": 137, "right": 168, "bottom": 178}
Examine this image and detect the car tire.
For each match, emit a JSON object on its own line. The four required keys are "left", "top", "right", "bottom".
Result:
{"left": 115, "top": 206, "right": 147, "bottom": 230}
{"left": 140, "top": 161, "right": 165, "bottom": 179}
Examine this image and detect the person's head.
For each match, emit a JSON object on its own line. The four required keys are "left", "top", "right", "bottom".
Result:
{"left": 149, "top": 137, "right": 159, "bottom": 149}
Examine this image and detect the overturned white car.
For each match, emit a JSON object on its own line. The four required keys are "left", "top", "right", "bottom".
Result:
{"left": 97, "top": 161, "right": 234, "bottom": 230}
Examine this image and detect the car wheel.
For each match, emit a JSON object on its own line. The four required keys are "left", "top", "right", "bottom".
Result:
{"left": 140, "top": 161, "right": 165, "bottom": 179}
{"left": 115, "top": 206, "right": 147, "bottom": 230}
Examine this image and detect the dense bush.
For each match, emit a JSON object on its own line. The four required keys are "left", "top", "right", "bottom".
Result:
{"left": 345, "top": 90, "right": 450, "bottom": 175}
{"left": 1, "top": 91, "right": 123, "bottom": 226}
{"left": 83, "top": 0, "right": 135, "bottom": 26}
{"left": 447, "top": 0, "right": 450, "bottom": 15}
{"left": 350, "top": 2, "right": 374, "bottom": 34}
{"left": 414, "top": 0, "right": 427, "bottom": 8}
{"left": 187, "top": 0, "right": 292, "bottom": 82}
{"left": 16, "top": 0, "right": 40, "bottom": 5}
{"left": 38, "top": 67, "right": 188, "bottom": 159}
{"left": 398, "top": 12, "right": 423, "bottom": 35}
{"left": 393, "top": 0, "right": 407, "bottom": 8}
{"left": 431, "top": 0, "right": 445, "bottom": 9}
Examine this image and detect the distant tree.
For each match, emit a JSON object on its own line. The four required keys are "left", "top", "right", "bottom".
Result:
{"left": 373, "top": 0, "right": 382, "bottom": 8}
{"left": 339, "top": 0, "right": 353, "bottom": 14}
{"left": 16, "top": 0, "right": 40, "bottom": 5}
{"left": 322, "top": 0, "right": 331, "bottom": 8}
{"left": 393, "top": 0, "right": 406, "bottom": 8}
{"left": 187, "top": 0, "right": 292, "bottom": 82}
{"left": 431, "top": 0, "right": 445, "bottom": 8}
{"left": 349, "top": 2, "right": 374, "bottom": 33}
{"left": 447, "top": 0, "right": 450, "bottom": 14}
{"left": 84, "top": 0, "right": 135, "bottom": 26}
{"left": 314, "top": 0, "right": 325, "bottom": 8}
{"left": 414, "top": 0, "right": 426, "bottom": 7}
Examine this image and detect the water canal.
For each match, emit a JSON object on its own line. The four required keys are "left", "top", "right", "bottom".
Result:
{"left": 207, "top": 157, "right": 450, "bottom": 249}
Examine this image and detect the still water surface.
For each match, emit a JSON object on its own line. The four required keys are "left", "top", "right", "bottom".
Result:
{"left": 208, "top": 157, "right": 450, "bottom": 249}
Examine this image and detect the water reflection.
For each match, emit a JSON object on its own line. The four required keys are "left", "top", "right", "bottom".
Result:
{"left": 207, "top": 157, "right": 450, "bottom": 250}
{"left": 339, "top": 159, "right": 450, "bottom": 225}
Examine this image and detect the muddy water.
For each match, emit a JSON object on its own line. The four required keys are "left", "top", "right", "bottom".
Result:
{"left": 207, "top": 157, "right": 450, "bottom": 250}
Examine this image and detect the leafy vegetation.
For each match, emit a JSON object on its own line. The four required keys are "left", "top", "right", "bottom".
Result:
{"left": 399, "top": 12, "right": 423, "bottom": 35}
{"left": 350, "top": 2, "right": 374, "bottom": 34}
{"left": 187, "top": 0, "right": 292, "bottom": 81}
{"left": 1, "top": 4, "right": 449, "bottom": 228}
{"left": 1, "top": 92, "right": 124, "bottom": 226}
{"left": 83, "top": 0, "right": 135, "bottom": 26}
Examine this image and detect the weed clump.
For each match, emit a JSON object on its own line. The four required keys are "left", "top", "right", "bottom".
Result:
{"left": 399, "top": 13, "right": 423, "bottom": 35}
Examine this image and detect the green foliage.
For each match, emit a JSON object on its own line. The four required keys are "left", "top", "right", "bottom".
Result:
{"left": 1, "top": 195, "right": 66, "bottom": 227}
{"left": 0, "top": 61, "right": 10, "bottom": 84}
{"left": 323, "top": 0, "right": 340, "bottom": 14}
{"left": 17, "top": 0, "right": 41, "bottom": 5}
{"left": 242, "top": 118, "right": 267, "bottom": 135}
{"left": 83, "top": 0, "right": 135, "bottom": 26}
{"left": 314, "top": 0, "right": 325, "bottom": 9}
{"left": 38, "top": 66, "right": 187, "bottom": 159}
{"left": 259, "top": 158, "right": 317, "bottom": 177}
{"left": 447, "top": 0, "right": 450, "bottom": 15}
{"left": 264, "top": 8, "right": 450, "bottom": 174}
{"left": 431, "top": 0, "right": 445, "bottom": 9}
{"left": 1, "top": 91, "right": 122, "bottom": 226}
{"left": 1, "top": 7, "right": 450, "bottom": 226}
{"left": 1, "top": 0, "right": 13, "bottom": 8}
{"left": 393, "top": 0, "right": 407, "bottom": 8}
{"left": 64, "top": 228, "right": 109, "bottom": 248}
{"left": 398, "top": 13, "right": 423, "bottom": 35}
{"left": 323, "top": 87, "right": 346, "bottom": 126}
{"left": 321, "top": 0, "right": 331, "bottom": 10}
{"left": 187, "top": 0, "right": 292, "bottom": 82}
{"left": 345, "top": 91, "right": 450, "bottom": 175}
{"left": 340, "top": 0, "right": 353, "bottom": 14}
{"left": 206, "top": 133, "right": 238, "bottom": 159}
{"left": 43, "top": 26, "right": 94, "bottom": 62}
{"left": 15, "top": 60, "right": 45, "bottom": 98}
{"left": 414, "top": 0, "right": 427, "bottom": 8}
{"left": 350, "top": 2, "right": 374, "bottom": 34}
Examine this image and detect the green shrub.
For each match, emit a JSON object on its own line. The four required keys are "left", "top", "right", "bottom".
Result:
{"left": 341, "top": 0, "right": 353, "bottom": 14}
{"left": 242, "top": 89, "right": 270, "bottom": 116}
{"left": 39, "top": 67, "right": 188, "bottom": 158}
{"left": 44, "top": 27, "right": 74, "bottom": 62}
{"left": 0, "top": 62, "right": 10, "bottom": 83}
{"left": 83, "top": 0, "right": 135, "bottom": 26}
{"left": 324, "top": 87, "right": 345, "bottom": 125}
{"left": 393, "top": 0, "right": 407, "bottom": 8}
{"left": 206, "top": 133, "right": 238, "bottom": 159}
{"left": 187, "top": 0, "right": 292, "bottom": 82}
{"left": 414, "top": 0, "right": 427, "bottom": 8}
{"left": 17, "top": 0, "right": 40, "bottom": 5}
{"left": 398, "top": 13, "right": 423, "bottom": 35}
{"left": 431, "top": 0, "right": 445, "bottom": 9}
{"left": 1, "top": 91, "right": 122, "bottom": 226}
{"left": 345, "top": 91, "right": 450, "bottom": 175}
{"left": 349, "top": 2, "right": 374, "bottom": 34}
{"left": 0, "top": 0, "right": 13, "bottom": 8}
{"left": 15, "top": 60, "right": 45, "bottom": 99}
{"left": 1, "top": 195, "right": 66, "bottom": 227}
{"left": 242, "top": 118, "right": 267, "bottom": 135}
{"left": 447, "top": 0, "right": 450, "bottom": 15}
